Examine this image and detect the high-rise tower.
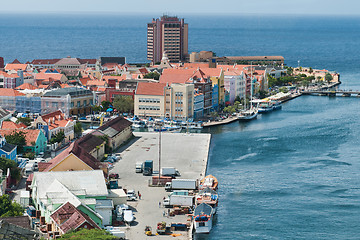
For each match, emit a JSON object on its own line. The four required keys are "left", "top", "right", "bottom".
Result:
{"left": 147, "top": 15, "right": 188, "bottom": 64}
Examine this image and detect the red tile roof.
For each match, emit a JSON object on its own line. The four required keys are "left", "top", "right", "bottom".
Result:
{"left": 136, "top": 82, "right": 167, "bottom": 96}
{"left": 102, "top": 75, "right": 125, "bottom": 82}
{"left": 35, "top": 72, "right": 65, "bottom": 81}
{"left": 0, "top": 129, "right": 40, "bottom": 146}
{"left": 15, "top": 83, "right": 39, "bottom": 90}
{"left": 5, "top": 64, "right": 28, "bottom": 71}
{"left": 79, "top": 77, "right": 91, "bottom": 86}
{"left": 160, "top": 68, "right": 196, "bottom": 84}
{"left": 87, "top": 80, "right": 106, "bottom": 87}
{"left": 42, "top": 141, "right": 104, "bottom": 172}
{"left": 51, "top": 202, "right": 100, "bottom": 234}
{"left": 31, "top": 59, "right": 60, "bottom": 65}
{"left": 0, "top": 89, "right": 25, "bottom": 97}
{"left": 1, "top": 121, "right": 26, "bottom": 130}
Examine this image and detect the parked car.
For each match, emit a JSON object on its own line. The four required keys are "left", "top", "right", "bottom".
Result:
{"left": 109, "top": 173, "right": 119, "bottom": 179}
{"left": 126, "top": 190, "right": 137, "bottom": 201}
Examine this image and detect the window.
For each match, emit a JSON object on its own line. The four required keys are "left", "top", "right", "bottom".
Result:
{"left": 71, "top": 102, "right": 74, "bottom": 108}
{"left": 84, "top": 100, "right": 87, "bottom": 106}
{"left": 77, "top": 101, "right": 80, "bottom": 107}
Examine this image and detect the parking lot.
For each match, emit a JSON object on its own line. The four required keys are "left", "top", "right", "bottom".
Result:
{"left": 110, "top": 132, "right": 211, "bottom": 240}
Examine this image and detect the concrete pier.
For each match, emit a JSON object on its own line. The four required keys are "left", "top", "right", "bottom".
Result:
{"left": 110, "top": 132, "right": 211, "bottom": 240}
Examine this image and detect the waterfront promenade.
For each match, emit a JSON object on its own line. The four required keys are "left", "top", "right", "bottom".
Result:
{"left": 110, "top": 132, "right": 211, "bottom": 239}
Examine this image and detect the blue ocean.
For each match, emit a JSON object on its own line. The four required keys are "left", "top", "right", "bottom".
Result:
{"left": 2, "top": 14, "right": 360, "bottom": 239}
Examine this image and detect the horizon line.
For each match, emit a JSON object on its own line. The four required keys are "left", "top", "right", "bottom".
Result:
{"left": 1, "top": 11, "right": 360, "bottom": 18}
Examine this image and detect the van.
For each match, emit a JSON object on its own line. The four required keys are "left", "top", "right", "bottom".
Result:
{"left": 135, "top": 162, "right": 143, "bottom": 173}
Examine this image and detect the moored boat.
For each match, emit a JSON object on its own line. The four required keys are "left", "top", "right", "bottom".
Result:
{"left": 196, "top": 187, "right": 218, "bottom": 214}
{"left": 199, "top": 175, "right": 218, "bottom": 191}
{"left": 194, "top": 203, "right": 214, "bottom": 234}
{"left": 237, "top": 107, "right": 258, "bottom": 121}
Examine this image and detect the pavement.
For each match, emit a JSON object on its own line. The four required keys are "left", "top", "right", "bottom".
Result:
{"left": 110, "top": 132, "right": 211, "bottom": 240}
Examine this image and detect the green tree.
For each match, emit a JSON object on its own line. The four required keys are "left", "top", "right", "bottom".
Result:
{"left": 325, "top": 73, "right": 333, "bottom": 83}
{"left": 16, "top": 117, "right": 31, "bottom": 126}
{"left": 0, "top": 195, "right": 23, "bottom": 217}
{"left": 101, "top": 101, "right": 111, "bottom": 110}
{"left": 113, "top": 95, "right": 134, "bottom": 114}
{"left": 279, "top": 87, "right": 289, "bottom": 93}
{"left": 92, "top": 105, "right": 102, "bottom": 113}
{"left": 0, "top": 157, "right": 21, "bottom": 181}
{"left": 258, "top": 90, "right": 268, "bottom": 99}
{"left": 74, "top": 121, "right": 83, "bottom": 137}
{"left": 50, "top": 131, "right": 65, "bottom": 144}
{"left": 24, "top": 152, "right": 35, "bottom": 160}
{"left": 309, "top": 67, "right": 313, "bottom": 74}
{"left": 144, "top": 72, "right": 160, "bottom": 80}
{"left": 5, "top": 131, "right": 26, "bottom": 153}
{"left": 59, "top": 229, "right": 117, "bottom": 240}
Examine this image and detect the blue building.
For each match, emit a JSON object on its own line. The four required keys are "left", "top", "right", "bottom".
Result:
{"left": 194, "top": 91, "right": 204, "bottom": 120}
{"left": 212, "top": 83, "right": 219, "bottom": 110}
{"left": 0, "top": 134, "right": 17, "bottom": 161}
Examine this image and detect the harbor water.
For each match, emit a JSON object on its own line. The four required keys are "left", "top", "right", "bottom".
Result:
{"left": 201, "top": 85, "right": 360, "bottom": 239}
{"left": 1, "top": 14, "right": 360, "bottom": 239}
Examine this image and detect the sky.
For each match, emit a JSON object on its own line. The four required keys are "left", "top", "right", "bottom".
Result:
{"left": 1, "top": 0, "right": 360, "bottom": 16}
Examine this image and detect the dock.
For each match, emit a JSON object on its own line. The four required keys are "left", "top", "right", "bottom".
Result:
{"left": 203, "top": 116, "right": 238, "bottom": 127}
{"left": 110, "top": 132, "right": 211, "bottom": 240}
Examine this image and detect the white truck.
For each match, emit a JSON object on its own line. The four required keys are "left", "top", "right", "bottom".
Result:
{"left": 135, "top": 162, "right": 143, "bottom": 173}
{"left": 161, "top": 167, "right": 180, "bottom": 177}
{"left": 165, "top": 179, "right": 197, "bottom": 192}
{"left": 163, "top": 195, "right": 194, "bottom": 208}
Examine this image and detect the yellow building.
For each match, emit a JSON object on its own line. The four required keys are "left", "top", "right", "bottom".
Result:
{"left": 39, "top": 141, "right": 107, "bottom": 175}
{"left": 169, "top": 83, "right": 194, "bottom": 120}
{"left": 134, "top": 82, "right": 167, "bottom": 118}
{"left": 202, "top": 68, "right": 225, "bottom": 106}
{"left": 135, "top": 82, "right": 194, "bottom": 120}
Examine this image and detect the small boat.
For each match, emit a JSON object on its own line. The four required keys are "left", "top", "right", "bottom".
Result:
{"left": 196, "top": 187, "right": 219, "bottom": 214}
{"left": 271, "top": 100, "right": 282, "bottom": 110}
{"left": 258, "top": 101, "right": 274, "bottom": 113}
{"left": 237, "top": 107, "right": 258, "bottom": 121}
{"left": 123, "top": 210, "right": 134, "bottom": 224}
{"left": 132, "top": 120, "right": 147, "bottom": 129}
{"left": 194, "top": 203, "right": 214, "bottom": 234}
{"left": 199, "top": 175, "right": 218, "bottom": 191}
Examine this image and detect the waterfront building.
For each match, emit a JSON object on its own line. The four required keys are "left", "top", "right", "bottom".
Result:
{"left": 194, "top": 91, "right": 204, "bottom": 120}
{"left": 223, "top": 69, "right": 247, "bottom": 104}
{"left": 134, "top": 81, "right": 194, "bottom": 120}
{"left": 169, "top": 83, "right": 194, "bottom": 120}
{"left": 160, "top": 68, "right": 213, "bottom": 115}
{"left": 134, "top": 82, "right": 167, "bottom": 118}
{"left": 42, "top": 87, "right": 95, "bottom": 116}
{"left": 147, "top": 15, "right": 188, "bottom": 64}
